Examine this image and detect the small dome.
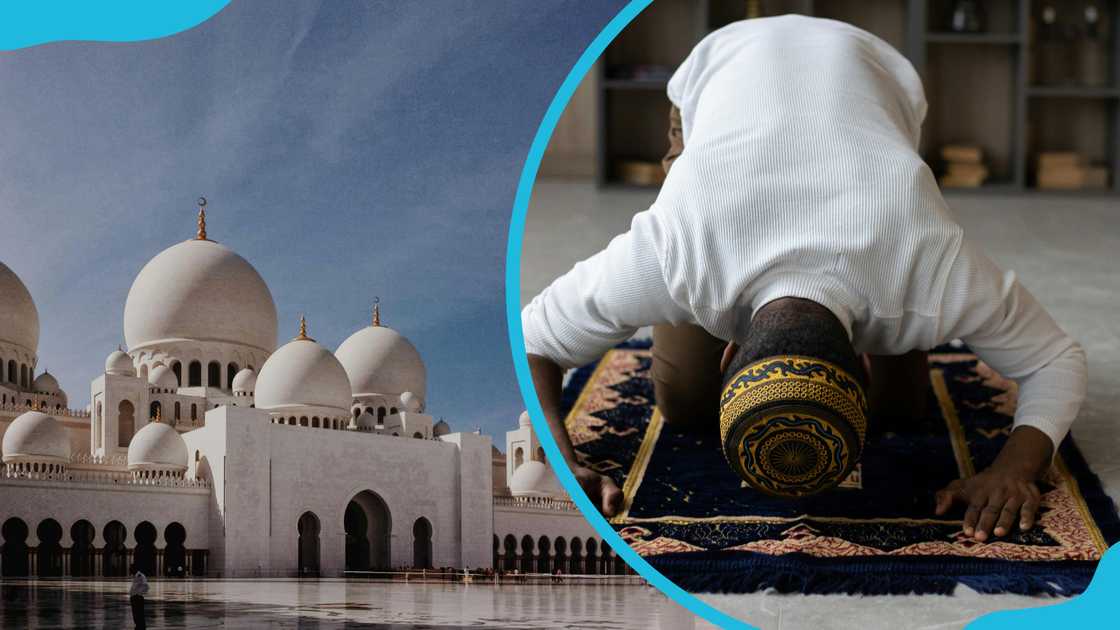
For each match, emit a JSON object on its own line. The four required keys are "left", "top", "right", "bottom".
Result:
{"left": 519, "top": 410, "right": 531, "bottom": 428}
{"left": 0, "top": 261, "right": 40, "bottom": 354}
{"left": 509, "top": 460, "right": 564, "bottom": 498}
{"left": 255, "top": 334, "right": 351, "bottom": 414}
{"left": 105, "top": 350, "right": 135, "bottom": 376}
{"left": 148, "top": 365, "right": 178, "bottom": 390}
{"left": 123, "top": 239, "right": 278, "bottom": 353}
{"left": 231, "top": 367, "right": 257, "bottom": 393}
{"left": 32, "top": 371, "right": 60, "bottom": 394}
{"left": 433, "top": 419, "right": 451, "bottom": 437}
{"left": 127, "top": 422, "right": 188, "bottom": 472}
{"left": 335, "top": 325, "right": 426, "bottom": 400}
{"left": 399, "top": 391, "right": 422, "bottom": 413}
{"left": 1, "top": 411, "right": 70, "bottom": 464}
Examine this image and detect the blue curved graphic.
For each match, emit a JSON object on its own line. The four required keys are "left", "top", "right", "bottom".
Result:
{"left": 969, "top": 543, "right": 1119, "bottom": 629}
{"left": 0, "top": 1, "right": 229, "bottom": 51}
{"left": 504, "top": 1, "right": 751, "bottom": 628}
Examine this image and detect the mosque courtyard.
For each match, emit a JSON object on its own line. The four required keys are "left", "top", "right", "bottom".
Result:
{"left": 0, "top": 577, "right": 711, "bottom": 629}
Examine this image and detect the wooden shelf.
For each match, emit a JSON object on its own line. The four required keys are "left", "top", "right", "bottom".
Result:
{"left": 593, "top": 0, "right": 1120, "bottom": 195}
{"left": 1026, "top": 86, "right": 1120, "bottom": 99}
{"left": 603, "top": 79, "right": 669, "bottom": 90}
{"left": 926, "top": 32, "right": 1023, "bottom": 44}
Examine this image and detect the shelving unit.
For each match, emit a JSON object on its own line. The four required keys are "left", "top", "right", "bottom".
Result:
{"left": 595, "top": 0, "right": 1120, "bottom": 194}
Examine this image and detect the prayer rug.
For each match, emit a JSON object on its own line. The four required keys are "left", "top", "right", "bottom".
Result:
{"left": 561, "top": 342, "right": 1120, "bottom": 595}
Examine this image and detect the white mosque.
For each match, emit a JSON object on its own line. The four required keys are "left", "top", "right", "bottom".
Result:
{"left": 0, "top": 203, "right": 622, "bottom": 579}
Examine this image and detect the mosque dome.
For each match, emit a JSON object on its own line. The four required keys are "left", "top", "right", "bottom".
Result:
{"left": 123, "top": 237, "right": 278, "bottom": 354}
{"left": 255, "top": 319, "right": 351, "bottom": 414}
{"left": 127, "top": 422, "right": 188, "bottom": 473}
{"left": 509, "top": 460, "right": 564, "bottom": 498}
{"left": 399, "top": 391, "right": 422, "bottom": 413}
{"left": 519, "top": 410, "right": 531, "bottom": 428}
{"left": 148, "top": 365, "right": 178, "bottom": 390}
{"left": 231, "top": 367, "right": 257, "bottom": 394}
{"left": 32, "top": 371, "right": 60, "bottom": 394}
{"left": 433, "top": 419, "right": 451, "bottom": 437}
{"left": 0, "top": 261, "right": 40, "bottom": 354}
{"left": 1, "top": 411, "right": 70, "bottom": 465}
{"left": 335, "top": 313, "right": 426, "bottom": 401}
{"left": 105, "top": 350, "right": 135, "bottom": 376}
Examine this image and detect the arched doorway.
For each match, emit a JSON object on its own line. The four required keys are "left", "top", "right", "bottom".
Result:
{"left": 118, "top": 400, "right": 135, "bottom": 447}
{"left": 164, "top": 523, "right": 187, "bottom": 577}
{"left": 171, "top": 361, "right": 182, "bottom": 386}
{"left": 134, "top": 522, "right": 157, "bottom": 576}
{"left": 569, "top": 538, "right": 583, "bottom": 574}
{"left": 207, "top": 361, "right": 221, "bottom": 388}
{"left": 226, "top": 363, "right": 239, "bottom": 390}
{"left": 585, "top": 538, "right": 598, "bottom": 575}
{"left": 297, "top": 512, "right": 320, "bottom": 577}
{"left": 344, "top": 491, "right": 391, "bottom": 571}
{"left": 502, "top": 534, "right": 517, "bottom": 571}
{"left": 188, "top": 361, "right": 202, "bottom": 387}
{"left": 536, "top": 536, "right": 551, "bottom": 575}
{"left": 1, "top": 518, "right": 29, "bottom": 576}
{"left": 102, "top": 521, "right": 128, "bottom": 577}
{"left": 70, "top": 521, "right": 96, "bottom": 577}
{"left": 412, "top": 517, "right": 432, "bottom": 569}
{"left": 553, "top": 538, "right": 568, "bottom": 575}
{"left": 149, "top": 401, "right": 161, "bottom": 421}
{"left": 520, "top": 535, "right": 534, "bottom": 573}
{"left": 36, "top": 519, "right": 64, "bottom": 577}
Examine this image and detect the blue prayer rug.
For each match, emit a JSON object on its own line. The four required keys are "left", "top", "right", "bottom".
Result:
{"left": 561, "top": 343, "right": 1120, "bottom": 595}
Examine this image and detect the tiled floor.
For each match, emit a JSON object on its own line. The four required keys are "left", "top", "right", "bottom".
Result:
{"left": 0, "top": 578, "right": 714, "bottom": 629}
{"left": 522, "top": 178, "right": 1120, "bottom": 629}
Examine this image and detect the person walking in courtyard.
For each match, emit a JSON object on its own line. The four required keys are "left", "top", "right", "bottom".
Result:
{"left": 129, "top": 564, "right": 149, "bottom": 630}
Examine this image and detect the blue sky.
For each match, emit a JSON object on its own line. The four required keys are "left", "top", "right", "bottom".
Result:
{"left": 0, "top": 1, "right": 625, "bottom": 443}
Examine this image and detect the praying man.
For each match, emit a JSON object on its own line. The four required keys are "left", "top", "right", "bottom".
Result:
{"left": 521, "top": 16, "right": 1086, "bottom": 543}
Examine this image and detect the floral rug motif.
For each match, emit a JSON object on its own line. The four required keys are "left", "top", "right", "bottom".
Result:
{"left": 561, "top": 344, "right": 1120, "bottom": 594}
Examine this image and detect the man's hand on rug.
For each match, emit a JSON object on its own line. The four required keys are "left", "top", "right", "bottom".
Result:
{"left": 934, "top": 470, "right": 1041, "bottom": 541}
{"left": 573, "top": 465, "right": 624, "bottom": 517}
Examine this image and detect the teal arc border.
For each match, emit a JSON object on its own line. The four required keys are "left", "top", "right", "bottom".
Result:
{"left": 0, "top": 0, "right": 230, "bottom": 51}
{"left": 502, "top": 2, "right": 1118, "bottom": 628}
{"left": 503, "top": 1, "right": 751, "bottom": 627}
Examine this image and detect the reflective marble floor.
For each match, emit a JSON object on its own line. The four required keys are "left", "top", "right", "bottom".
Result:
{"left": 0, "top": 578, "right": 713, "bottom": 629}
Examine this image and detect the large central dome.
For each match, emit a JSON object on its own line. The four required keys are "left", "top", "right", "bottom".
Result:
{"left": 0, "top": 261, "right": 39, "bottom": 353}
{"left": 124, "top": 239, "right": 278, "bottom": 353}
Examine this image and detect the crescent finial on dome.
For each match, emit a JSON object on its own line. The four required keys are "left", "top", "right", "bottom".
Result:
{"left": 296, "top": 315, "right": 315, "bottom": 342}
{"left": 196, "top": 196, "right": 208, "bottom": 241}
{"left": 372, "top": 296, "right": 381, "bottom": 327}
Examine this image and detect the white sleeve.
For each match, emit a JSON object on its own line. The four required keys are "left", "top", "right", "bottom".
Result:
{"left": 521, "top": 210, "right": 688, "bottom": 369}
{"left": 940, "top": 242, "right": 1087, "bottom": 450}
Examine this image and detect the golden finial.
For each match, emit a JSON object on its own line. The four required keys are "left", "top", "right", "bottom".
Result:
{"left": 372, "top": 296, "right": 381, "bottom": 327}
{"left": 196, "top": 197, "right": 208, "bottom": 240}
{"left": 746, "top": 0, "right": 761, "bottom": 19}
{"left": 295, "top": 315, "right": 314, "bottom": 341}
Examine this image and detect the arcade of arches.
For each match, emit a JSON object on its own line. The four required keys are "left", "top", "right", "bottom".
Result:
{"left": 0, "top": 517, "right": 206, "bottom": 578}
{"left": 493, "top": 533, "right": 631, "bottom": 576}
